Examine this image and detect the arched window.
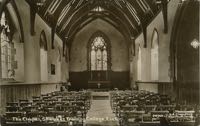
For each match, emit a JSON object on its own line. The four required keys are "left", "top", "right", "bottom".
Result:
{"left": 90, "top": 36, "right": 107, "bottom": 71}
{"left": 151, "top": 29, "right": 159, "bottom": 81}
{"left": 40, "top": 30, "right": 48, "bottom": 82}
{"left": 1, "top": 12, "right": 14, "bottom": 79}
{"left": 56, "top": 47, "right": 62, "bottom": 81}
{"left": 89, "top": 31, "right": 110, "bottom": 71}
{"left": 40, "top": 31, "right": 48, "bottom": 51}
{"left": 88, "top": 31, "right": 110, "bottom": 81}
{"left": 137, "top": 45, "right": 142, "bottom": 80}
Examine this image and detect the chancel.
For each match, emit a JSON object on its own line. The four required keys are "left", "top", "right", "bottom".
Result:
{"left": 0, "top": 0, "right": 199, "bottom": 126}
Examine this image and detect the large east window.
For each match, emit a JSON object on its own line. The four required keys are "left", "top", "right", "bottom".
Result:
{"left": 90, "top": 36, "right": 108, "bottom": 71}
{"left": 88, "top": 31, "right": 110, "bottom": 81}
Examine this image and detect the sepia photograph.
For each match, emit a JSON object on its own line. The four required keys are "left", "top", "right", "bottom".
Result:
{"left": 0, "top": 0, "right": 199, "bottom": 125}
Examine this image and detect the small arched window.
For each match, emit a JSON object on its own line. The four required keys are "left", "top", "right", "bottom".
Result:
{"left": 137, "top": 45, "right": 142, "bottom": 80}
{"left": 151, "top": 28, "right": 159, "bottom": 81}
{"left": 40, "top": 30, "right": 48, "bottom": 51}
{"left": 39, "top": 30, "right": 48, "bottom": 81}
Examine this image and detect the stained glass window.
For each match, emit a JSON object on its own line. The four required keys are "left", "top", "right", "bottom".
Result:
{"left": 1, "top": 12, "right": 13, "bottom": 79}
{"left": 90, "top": 36, "right": 107, "bottom": 71}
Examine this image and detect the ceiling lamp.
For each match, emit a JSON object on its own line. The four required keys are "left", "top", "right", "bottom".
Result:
{"left": 93, "top": 6, "right": 104, "bottom": 12}
{"left": 35, "top": 0, "right": 46, "bottom": 7}
{"left": 155, "top": 0, "right": 171, "bottom": 4}
{"left": 191, "top": 39, "right": 200, "bottom": 49}
{"left": 26, "top": 0, "right": 46, "bottom": 10}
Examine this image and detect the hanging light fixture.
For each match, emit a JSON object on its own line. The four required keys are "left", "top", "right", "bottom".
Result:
{"left": 36, "top": 0, "right": 46, "bottom": 7}
{"left": 190, "top": 38, "right": 200, "bottom": 49}
{"left": 26, "top": 0, "right": 46, "bottom": 10}
{"left": 154, "top": 0, "right": 171, "bottom": 4}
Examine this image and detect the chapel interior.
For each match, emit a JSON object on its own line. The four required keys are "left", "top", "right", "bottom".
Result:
{"left": 0, "top": 0, "right": 199, "bottom": 126}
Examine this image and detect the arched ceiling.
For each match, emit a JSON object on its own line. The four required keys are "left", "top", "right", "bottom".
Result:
{"left": 25, "top": 0, "right": 170, "bottom": 48}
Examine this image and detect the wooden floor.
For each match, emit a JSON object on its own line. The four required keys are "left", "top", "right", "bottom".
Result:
{"left": 85, "top": 92, "right": 119, "bottom": 126}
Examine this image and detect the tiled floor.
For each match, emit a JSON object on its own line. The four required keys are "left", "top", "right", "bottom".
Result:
{"left": 85, "top": 92, "right": 119, "bottom": 126}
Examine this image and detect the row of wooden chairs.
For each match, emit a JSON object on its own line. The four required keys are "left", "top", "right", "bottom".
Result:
{"left": 110, "top": 90, "right": 196, "bottom": 126}
{"left": 4, "top": 90, "right": 91, "bottom": 126}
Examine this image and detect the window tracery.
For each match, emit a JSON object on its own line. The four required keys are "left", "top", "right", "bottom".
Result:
{"left": 1, "top": 12, "right": 14, "bottom": 79}
{"left": 90, "top": 36, "right": 108, "bottom": 71}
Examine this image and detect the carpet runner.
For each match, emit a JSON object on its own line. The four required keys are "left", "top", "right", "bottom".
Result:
{"left": 85, "top": 92, "right": 119, "bottom": 126}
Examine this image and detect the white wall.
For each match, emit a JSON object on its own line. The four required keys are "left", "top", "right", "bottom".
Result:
{"left": 14, "top": 0, "right": 40, "bottom": 83}
{"left": 40, "top": 49, "right": 48, "bottom": 82}
{"left": 14, "top": 41, "right": 24, "bottom": 82}
{"left": 3, "top": 0, "right": 70, "bottom": 86}
{"left": 70, "top": 19, "right": 129, "bottom": 72}
{"left": 12, "top": 1, "right": 69, "bottom": 84}
{"left": 131, "top": 0, "right": 179, "bottom": 92}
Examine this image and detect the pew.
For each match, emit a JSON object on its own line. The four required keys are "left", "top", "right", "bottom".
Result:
{"left": 110, "top": 90, "right": 196, "bottom": 126}
{"left": 4, "top": 90, "right": 91, "bottom": 126}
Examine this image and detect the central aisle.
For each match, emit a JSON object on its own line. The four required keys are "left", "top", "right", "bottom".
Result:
{"left": 85, "top": 92, "right": 119, "bottom": 126}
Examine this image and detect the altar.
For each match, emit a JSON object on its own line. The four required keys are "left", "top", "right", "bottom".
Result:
{"left": 88, "top": 81, "right": 111, "bottom": 89}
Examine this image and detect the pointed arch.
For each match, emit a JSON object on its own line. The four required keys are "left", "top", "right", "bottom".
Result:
{"left": 0, "top": 1, "right": 25, "bottom": 80}
{"left": 0, "top": 0, "right": 24, "bottom": 43}
{"left": 151, "top": 28, "right": 159, "bottom": 48}
{"left": 1, "top": 10, "right": 14, "bottom": 79}
{"left": 151, "top": 28, "right": 159, "bottom": 81}
{"left": 40, "top": 30, "right": 48, "bottom": 51}
{"left": 39, "top": 30, "right": 48, "bottom": 82}
{"left": 87, "top": 30, "right": 111, "bottom": 71}
{"left": 137, "top": 45, "right": 142, "bottom": 80}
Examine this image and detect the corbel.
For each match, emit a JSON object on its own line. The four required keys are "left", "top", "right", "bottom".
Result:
{"left": 25, "top": 0, "right": 37, "bottom": 35}
{"left": 155, "top": 0, "right": 169, "bottom": 33}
